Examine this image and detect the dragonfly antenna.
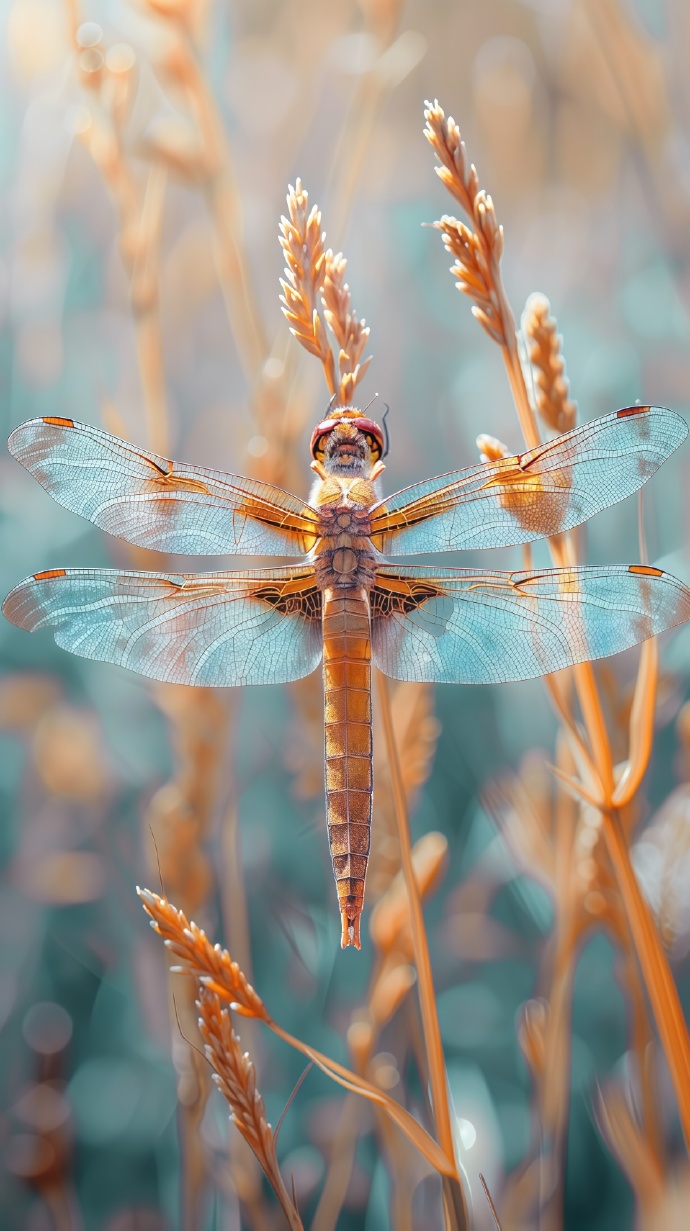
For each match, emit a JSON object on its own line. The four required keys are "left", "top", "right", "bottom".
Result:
{"left": 381, "top": 403, "right": 390, "bottom": 458}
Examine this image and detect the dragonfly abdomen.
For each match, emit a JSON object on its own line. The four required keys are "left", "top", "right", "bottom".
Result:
{"left": 322, "top": 587, "right": 373, "bottom": 949}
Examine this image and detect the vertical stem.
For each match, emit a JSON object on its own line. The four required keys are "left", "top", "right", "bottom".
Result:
{"left": 602, "top": 808, "right": 690, "bottom": 1149}
{"left": 375, "top": 672, "right": 470, "bottom": 1230}
{"left": 499, "top": 312, "right": 690, "bottom": 1153}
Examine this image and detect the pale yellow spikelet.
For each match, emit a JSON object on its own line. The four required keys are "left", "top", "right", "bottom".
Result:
{"left": 425, "top": 101, "right": 515, "bottom": 352}
{"left": 423, "top": 99, "right": 480, "bottom": 216}
{"left": 321, "top": 249, "right": 372, "bottom": 404}
{"left": 138, "top": 888, "right": 268, "bottom": 1020}
{"left": 476, "top": 433, "right": 509, "bottom": 463}
{"left": 369, "top": 831, "right": 448, "bottom": 954}
{"left": 368, "top": 961, "right": 416, "bottom": 1027}
{"left": 279, "top": 180, "right": 337, "bottom": 394}
{"left": 434, "top": 213, "right": 507, "bottom": 346}
{"left": 521, "top": 292, "right": 576, "bottom": 434}
{"left": 199, "top": 990, "right": 304, "bottom": 1231}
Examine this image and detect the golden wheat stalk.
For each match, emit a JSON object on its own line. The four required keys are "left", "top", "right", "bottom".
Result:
{"left": 424, "top": 99, "right": 538, "bottom": 448}
{"left": 198, "top": 989, "right": 304, "bottom": 1231}
{"left": 138, "top": 888, "right": 454, "bottom": 1178}
{"left": 313, "top": 829, "right": 447, "bottom": 1231}
{"left": 279, "top": 180, "right": 336, "bottom": 393}
{"left": 321, "top": 250, "right": 372, "bottom": 404}
{"left": 139, "top": 888, "right": 268, "bottom": 1020}
{"left": 375, "top": 673, "right": 470, "bottom": 1230}
{"left": 280, "top": 182, "right": 372, "bottom": 406}
{"left": 427, "top": 95, "right": 690, "bottom": 1152}
{"left": 521, "top": 293, "right": 577, "bottom": 435}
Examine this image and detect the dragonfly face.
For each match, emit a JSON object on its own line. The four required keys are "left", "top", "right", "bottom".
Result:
{"left": 4, "top": 405, "right": 690, "bottom": 949}
{"left": 310, "top": 406, "right": 385, "bottom": 477}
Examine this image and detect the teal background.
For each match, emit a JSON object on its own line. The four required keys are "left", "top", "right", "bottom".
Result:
{"left": 1, "top": 1, "right": 690, "bottom": 1228}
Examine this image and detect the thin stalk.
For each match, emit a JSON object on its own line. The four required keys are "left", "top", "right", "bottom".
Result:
{"left": 310, "top": 1094, "right": 362, "bottom": 1231}
{"left": 602, "top": 808, "right": 690, "bottom": 1149}
{"left": 375, "top": 671, "right": 470, "bottom": 1230}
{"left": 131, "top": 163, "right": 170, "bottom": 456}
{"left": 500, "top": 327, "right": 690, "bottom": 1148}
{"left": 169, "top": 28, "right": 268, "bottom": 386}
{"left": 268, "top": 1019, "right": 453, "bottom": 1178}
{"left": 502, "top": 340, "right": 540, "bottom": 450}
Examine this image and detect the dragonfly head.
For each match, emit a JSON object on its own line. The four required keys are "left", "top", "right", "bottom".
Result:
{"left": 310, "top": 407, "right": 385, "bottom": 478}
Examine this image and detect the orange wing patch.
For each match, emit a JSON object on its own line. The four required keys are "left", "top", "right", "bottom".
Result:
{"left": 617, "top": 406, "right": 651, "bottom": 419}
{"left": 42, "top": 417, "right": 74, "bottom": 428}
{"left": 629, "top": 565, "right": 663, "bottom": 577}
{"left": 33, "top": 569, "right": 67, "bottom": 581}
{"left": 478, "top": 454, "right": 572, "bottom": 535}
{"left": 143, "top": 456, "right": 211, "bottom": 497}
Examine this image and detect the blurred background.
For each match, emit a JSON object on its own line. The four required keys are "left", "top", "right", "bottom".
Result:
{"left": 1, "top": 0, "right": 690, "bottom": 1228}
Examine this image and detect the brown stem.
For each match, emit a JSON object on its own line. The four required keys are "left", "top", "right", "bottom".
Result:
{"left": 500, "top": 319, "right": 690, "bottom": 1149}
{"left": 375, "top": 671, "right": 470, "bottom": 1229}
{"left": 602, "top": 808, "right": 690, "bottom": 1149}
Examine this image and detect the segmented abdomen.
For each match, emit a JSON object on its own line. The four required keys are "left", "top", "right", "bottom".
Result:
{"left": 322, "top": 587, "right": 373, "bottom": 949}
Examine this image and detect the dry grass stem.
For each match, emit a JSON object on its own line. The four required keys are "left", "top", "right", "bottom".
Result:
{"left": 521, "top": 293, "right": 577, "bottom": 434}
{"left": 429, "top": 94, "right": 690, "bottom": 1152}
{"left": 153, "top": 23, "right": 268, "bottom": 385}
{"left": 71, "top": 23, "right": 170, "bottom": 456}
{"left": 369, "top": 831, "right": 448, "bottom": 955}
{"left": 480, "top": 1173, "right": 504, "bottom": 1231}
{"left": 138, "top": 888, "right": 455, "bottom": 1178}
{"left": 198, "top": 990, "right": 304, "bottom": 1231}
{"left": 595, "top": 1082, "right": 666, "bottom": 1212}
{"left": 375, "top": 672, "right": 470, "bottom": 1229}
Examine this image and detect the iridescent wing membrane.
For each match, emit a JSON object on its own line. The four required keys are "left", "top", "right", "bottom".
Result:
{"left": 371, "top": 565, "right": 690, "bottom": 684}
{"left": 370, "top": 406, "right": 687, "bottom": 554}
{"left": 8, "top": 417, "right": 318, "bottom": 556}
{"left": 4, "top": 566, "right": 323, "bottom": 687}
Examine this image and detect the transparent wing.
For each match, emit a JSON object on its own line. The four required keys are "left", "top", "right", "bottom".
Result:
{"left": 3, "top": 565, "right": 323, "bottom": 687}
{"left": 8, "top": 417, "right": 318, "bottom": 556}
{"left": 371, "top": 564, "right": 690, "bottom": 684}
{"left": 370, "top": 407, "right": 687, "bottom": 554}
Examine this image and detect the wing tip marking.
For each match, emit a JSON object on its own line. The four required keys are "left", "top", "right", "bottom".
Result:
{"left": 616, "top": 406, "right": 651, "bottom": 419}
{"left": 629, "top": 564, "right": 663, "bottom": 578}
{"left": 42, "top": 416, "right": 75, "bottom": 428}
{"left": 34, "top": 569, "right": 67, "bottom": 581}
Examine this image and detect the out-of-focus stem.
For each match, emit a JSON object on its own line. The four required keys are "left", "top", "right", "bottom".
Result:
{"left": 501, "top": 338, "right": 540, "bottom": 450}
{"left": 375, "top": 671, "right": 469, "bottom": 1230}
{"left": 603, "top": 808, "right": 690, "bottom": 1150}
{"left": 169, "top": 28, "right": 268, "bottom": 386}
{"left": 206, "top": 173, "right": 268, "bottom": 386}
{"left": 501, "top": 313, "right": 690, "bottom": 1153}
{"left": 540, "top": 927, "right": 576, "bottom": 1231}
{"left": 622, "top": 948, "right": 664, "bottom": 1170}
{"left": 311, "top": 1094, "right": 362, "bottom": 1231}
{"left": 135, "top": 310, "right": 169, "bottom": 458}
{"left": 131, "top": 164, "right": 170, "bottom": 456}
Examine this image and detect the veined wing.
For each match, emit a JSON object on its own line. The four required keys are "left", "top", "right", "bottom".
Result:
{"left": 369, "top": 407, "right": 687, "bottom": 555}
{"left": 3, "top": 565, "right": 322, "bottom": 687}
{"left": 371, "top": 564, "right": 690, "bottom": 684}
{"left": 8, "top": 417, "right": 319, "bottom": 556}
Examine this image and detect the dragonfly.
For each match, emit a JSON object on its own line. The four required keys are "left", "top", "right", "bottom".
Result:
{"left": 4, "top": 405, "right": 690, "bottom": 948}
